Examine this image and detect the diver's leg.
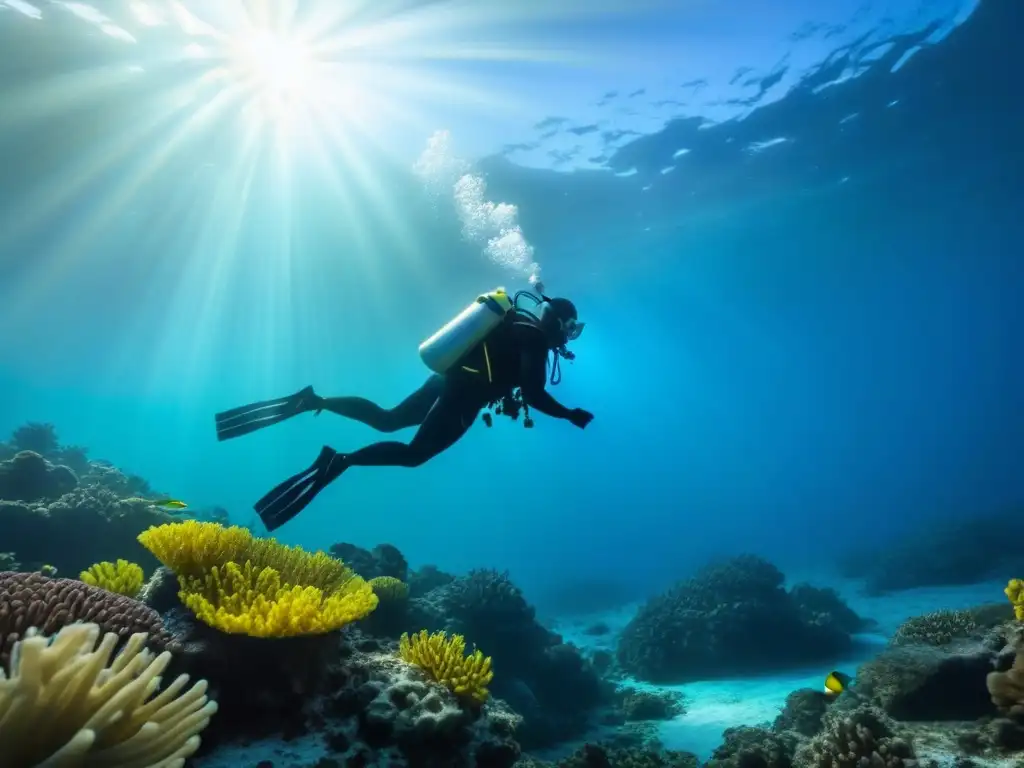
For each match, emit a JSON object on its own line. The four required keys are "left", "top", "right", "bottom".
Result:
{"left": 255, "top": 446, "right": 345, "bottom": 532}
{"left": 215, "top": 385, "right": 319, "bottom": 441}
{"left": 253, "top": 382, "right": 479, "bottom": 531}
{"left": 343, "top": 385, "right": 482, "bottom": 468}
{"left": 317, "top": 374, "right": 444, "bottom": 432}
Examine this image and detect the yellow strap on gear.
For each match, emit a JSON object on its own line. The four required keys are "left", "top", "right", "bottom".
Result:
{"left": 460, "top": 343, "right": 494, "bottom": 383}
{"left": 483, "top": 342, "right": 493, "bottom": 383}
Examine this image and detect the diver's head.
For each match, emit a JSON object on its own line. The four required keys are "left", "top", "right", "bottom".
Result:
{"left": 538, "top": 297, "right": 585, "bottom": 348}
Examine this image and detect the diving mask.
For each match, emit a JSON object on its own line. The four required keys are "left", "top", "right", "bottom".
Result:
{"left": 562, "top": 317, "right": 585, "bottom": 342}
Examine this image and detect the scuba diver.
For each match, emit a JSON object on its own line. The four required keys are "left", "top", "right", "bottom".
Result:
{"left": 214, "top": 289, "right": 593, "bottom": 532}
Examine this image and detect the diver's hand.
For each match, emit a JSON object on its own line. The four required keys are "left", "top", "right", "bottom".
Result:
{"left": 568, "top": 408, "right": 594, "bottom": 429}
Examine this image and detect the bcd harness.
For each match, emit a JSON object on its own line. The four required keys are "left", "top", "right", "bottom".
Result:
{"left": 457, "top": 311, "right": 574, "bottom": 430}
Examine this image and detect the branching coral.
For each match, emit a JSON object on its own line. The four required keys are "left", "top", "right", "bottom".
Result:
{"left": 0, "top": 622, "right": 216, "bottom": 767}
{"left": 890, "top": 609, "right": 978, "bottom": 646}
{"left": 80, "top": 558, "right": 145, "bottom": 598}
{"left": 138, "top": 521, "right": 378, "bottom": 637}
{"left": 794, "top": 705, "right": 916, "bottom": 768}
{"left": 139, "top": 520, "right": 347, "bottom": 587}
{"left": 399, "top": 629, "right": 494, "bottom": 703}
{"left": 9, "top": 421, "right": 59, "bottom": 455}
{"left": 178, "top": 561, "right": 376, "bottom": 637}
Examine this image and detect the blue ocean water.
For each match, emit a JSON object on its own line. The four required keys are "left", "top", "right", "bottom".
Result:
{"left": 0, "top": 0, "right": 1019, "bottom": 616}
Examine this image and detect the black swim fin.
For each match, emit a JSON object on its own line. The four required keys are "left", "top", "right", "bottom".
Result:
{"left": 215, "top": 385, "right": 320, "bottom": 442}
{"left": 254, "top": 446, "right": 349, "bottom": 531}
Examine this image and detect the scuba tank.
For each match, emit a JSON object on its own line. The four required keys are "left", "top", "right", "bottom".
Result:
{"left": 418, "top": 288, "right": 514, "bottom": 374}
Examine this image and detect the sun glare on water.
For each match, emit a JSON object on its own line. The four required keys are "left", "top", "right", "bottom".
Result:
{"left": 226, "top": 30, "right": 316, "bottom": 123}
{"left": 0, "top": 0, "right": 643, "bottom": 382}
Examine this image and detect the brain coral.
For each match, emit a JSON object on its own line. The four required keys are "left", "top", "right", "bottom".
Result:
{"left": 0, "top": 570, "right": 177, "bottom": 663}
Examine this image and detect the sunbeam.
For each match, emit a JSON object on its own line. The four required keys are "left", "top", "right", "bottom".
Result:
{"left": 0, "top": 0, "right": 661, "bottom": 388}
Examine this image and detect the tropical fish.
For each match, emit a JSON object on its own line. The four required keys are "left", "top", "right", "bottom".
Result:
{"left": 824, "top": 670, "right": 852, "bottom": 697}
{"left": 149, "top": 499, "right": 188, "bottom": 509}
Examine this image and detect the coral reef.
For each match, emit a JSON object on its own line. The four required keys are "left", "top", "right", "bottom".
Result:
{"left": 410, "top": 568, "right": 612, "bottom": 748}
{"left": 0, "top": 622, "right": 216, "bottom": 766}
{"left": 0, "top": 422, "right": 234, "bottom": 579}
{"left": 1006, "top": 579, "right": 1024, "bottom": 620}
{"left": 399, "top": 629, "right": 494, "bottom": 703}
{"left": 139, "top": 521, "right": 378, "bottom": 637}
{"left": 616, "top": 687, "right": 686, "bottom": 721}
{"left": 80, "top": 558, "right": 146, "bottom": 597}
{"left": 789, "top": 584, "right": 876, "bottom": 635}
{"left": 773, "top": 689, "right": 831, "bottom": 737}
{"left": 15, "top": 420, "right": 1024, "bottom": 768}
{"left": 0, "top": 450, "right": 77, "bottom": 501}
{"left": 851, "top": 620, "right": 1012, "bottom": 721}
{"left": 331, "top": 646, "right": 519, "bottom": 766}
{"left": 363, "top": 575, "right": 412, "bottom": 637}
{"left": 409, "top": 563, "right": 457, "bottom": 597}
{"left": 516, "top": 743, "right": 699, "bottom": 768}
{"left": 891, "top": 609, "right": 982, "bottom": 646}
{"left": 706, "top": 725, "right": 797, "bottom": 768}
{"left": 9, "top": 421, "right": 61, "bottom": 455}
{"left": 840, "top": 511, "right": 1024, "bottom": 594}
{"left": 793, "top": 705, "right": 916, "bottom": 768}
{"left": 371, "top": 575, "right": 411, "bottom": 601}
{"left": 329, "top": 540, "right": 409, "bottom": 582}
{"left": 987, "top": 645, "right": 1024, "bottom": 717}
{"left": 0, "top": 570, "right": 177, "bottom": 663}
{"left": 174, "top": 616, "right": 520, "bottom": 766}
{"left": 616, "top": 555, "right": 869, "bottom": 682}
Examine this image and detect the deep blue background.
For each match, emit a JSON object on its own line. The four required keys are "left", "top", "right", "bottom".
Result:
{"left": 0, "top": 0, "right": 1019, "bottom": 610}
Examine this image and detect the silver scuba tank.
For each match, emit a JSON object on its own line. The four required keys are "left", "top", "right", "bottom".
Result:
{"left": 418, "top": 289, "right": 514, "bottom": 374}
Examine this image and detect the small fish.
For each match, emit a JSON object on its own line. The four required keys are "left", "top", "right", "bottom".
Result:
{"left": 150, "top": 499, "right": 188, "bottom": 509}
{"left": 824, "top": 670, "right": 852, "bottom": 697}
{"left": 39, "top": 564, "right": 58, "bottom": 577}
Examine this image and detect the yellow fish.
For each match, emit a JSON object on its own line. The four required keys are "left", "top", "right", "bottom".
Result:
{"left": 150, "top": 499, "right": 188, "bottom": 509}
{"left": 824, "top": 670, "right": 851, "bottom": 697}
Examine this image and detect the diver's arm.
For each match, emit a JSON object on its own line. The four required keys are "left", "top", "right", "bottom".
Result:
{"left": 518, "top": 337, "right": 573, "bottom": 420}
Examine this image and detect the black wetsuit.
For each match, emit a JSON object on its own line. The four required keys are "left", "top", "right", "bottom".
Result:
{"left": 242, "top": 317, "right": 579, "bottom": 530}
{"left": 323, "top": 318, "right": 573, "bottom": 468}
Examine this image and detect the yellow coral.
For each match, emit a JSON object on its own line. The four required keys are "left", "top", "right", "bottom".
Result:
{"left": 138, "top": 521, "right": 378, "bottom": 638}
{"left": 138, "top": 520, "right": 348, "bottom": 589}
{"left": 178, "top": 561, "right": 378, "bottom": 637}
{"left": 369, "top": 575, "right": 409, "bottom": 601}
{"left": 399, "top": 629, "right": 493, "bottom": 703}
{"left": 1006, "top": 579, "right": 1024, "bottom": 621}
{"left": 80, "top": 559, "right": 145, "bottom": 598}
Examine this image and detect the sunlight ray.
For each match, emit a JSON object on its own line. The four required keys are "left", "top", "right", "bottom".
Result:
{"left": 109, "top": 123, "right": 266, "bottom": 393}
{"left": 372, "top": 42, "right": 599, "bottom": 66}
{"left": 0, "top": 80, "right": 216, "bottom": 251}
{"left": 0, "top": 0, "right": 655, "bottom": 348}
{"left": 0, "top": 82, "right": 249, "bottom": 324}
{"left": 0, "top": 65, "right": 146, "bottom": 130}
{"left": 310, "top": 115, "right": 420, "bottom": 279}
{"left": 354, "top": 62, "right": 534, "bottom": 118}
{"left": 305, "top": 0, "right": 664, "bottom": 58}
